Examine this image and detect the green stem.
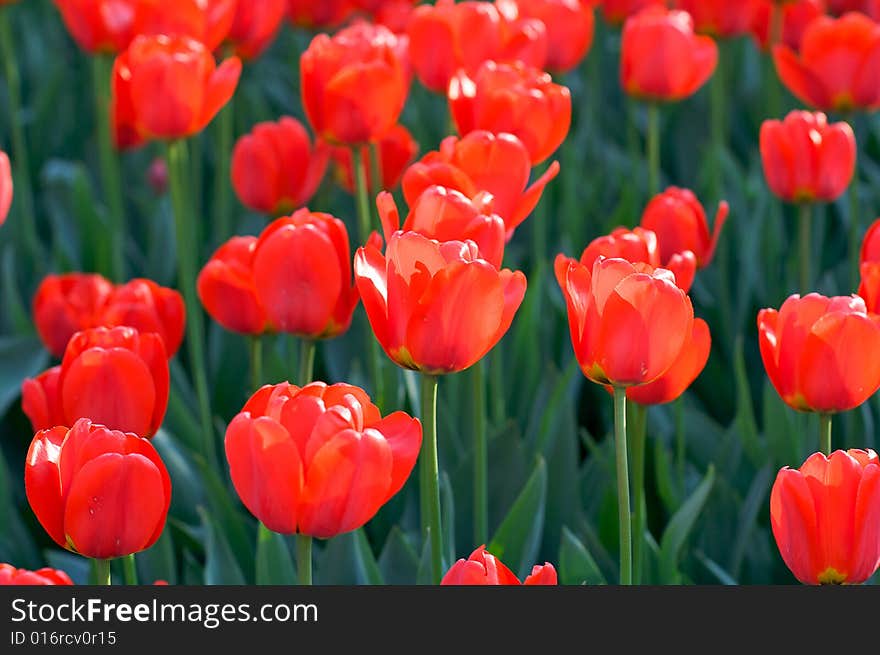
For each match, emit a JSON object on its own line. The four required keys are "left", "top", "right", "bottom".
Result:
{"left": 472, "top": 360, "right": 488, "bottom": 546}
{"left": 799, "top": 203, "right": 812, "bottom": 293}
{"left": 709, "top": 51, "right": 725, "bottom": 200}
{"left": 420, "top": 374, "right": 443, "bottom": 584}
{"left": 91, "top": 54, "right": 126, "bottom": 281}
{"left": 849, "top": 169, "right": 860, "bottom": 290}
{"left": 631, "top": 403, "right": 648, "bottom": 586}
{"left": 122, "top": 554, "right": 138, "bottom": 586}
{"left": 296, "top": 534, "right": 312, "bottom": 586}
{"left": 249, "top": 336, "right": 263, "bottom": 393}
{"left": 369, "top": 141, "right": 383, "bottom": 196}
{"left": 166, "top": 140, "right": 216, "bottom": 469}
{"left": 490, "top": 347, "right": 505, "bottom": 426}
{"left": 647, "top": 103, "right": 661, "bottom": 198}
{"left": 298, "top": 338, "right": 315, "bottom": 386}
{"left": 532, "top": 162, "right": 549, "bottom": 269}
{"left": 352, "top": 145, "right": 372, "bottom": 244}
{"left": 94, "top": 559, "right": 111, "bottom": 586}
{"left": 213, "top": 93, "right": 234, "bottom": 245}
{"left": 675, "top": 397, "right": 686, "bottom": 494}
{"left": 819, "top": 413, "right": 832, "bottom": 457}
{"left": 613, "top": 387, "right": 632, "bottom": 586}
{"left": 766, "top": 3, "right": 783, "bottom": 118}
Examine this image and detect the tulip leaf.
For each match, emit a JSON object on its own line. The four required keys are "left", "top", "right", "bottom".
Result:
{"left": 440, "top": 471, "right": 455, "bottom": 569}
{"left": 136, "top": 529, "right": 178, "bottom": 585}
{"left": 659, "top": 465, "right": 716, "bottom": 584}
{"left": 353, "top": 528, "right": 384, "bottom": 586}
{"left": 0, "top": 445, "right": 40, "bottom": 569}
{"left": 559, "top": 527, "right": 606, "bottom": 585}
{"left": 378, "top": 527, "right": 420, "bottom": 585}
{"left": 488, "top": 456, "right": 547, "bottom": 580}
{"left": 317, "top": 530, "right": 383, "bottom": 585}
{"left": 1, "top": 246, "right": 31, "bottom": 333}
{"left": 200, "top": 507, "right": 246, "bottom": 585}
{"left": 729, "top": 464, "right": 773, "bottom": 578}
{"left": 733, "top": 337, "right": 761, "bottom": 466}
{"left": 0, "top": 335, "right": 47, "bottom": 417}
{"left": 255, "top": 524, "right": 296, "bottom": 585}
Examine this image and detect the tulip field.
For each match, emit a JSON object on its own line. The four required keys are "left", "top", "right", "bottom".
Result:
{"left": 3, "top": 0, "right": 880, "bottom": 590}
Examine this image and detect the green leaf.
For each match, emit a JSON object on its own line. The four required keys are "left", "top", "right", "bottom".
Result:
{"left": 255, "top": 524, "right": 296, "bottom": 585}
{"left": 353, "top": 529, "right": 384, "bottom": 586}
{"left": 559, "top": 527, "right": 606, "bottom": 585}
{"left": 0, "top": 335, "right": 47, "bottom": 417}
{"left": 317, "top": 530, "right": 382, "bottom": 585}
{"left": 488, "top": 456, "right": 547, "bottom": 580}
{"left": 200, "top": 507, "right": 246, "bottom": 585}
{"left": 378, "top": 527, "right": 420, "bottom": 585}
{"left": 659, "top": 464, "right": 716, "bottom": 584}
{"left": 440, "top": 471, "right": 455, "bottom": 569}
{"left": 733, "top": 337, "right": 761, "bottom": 466}
{"left": 136, "top": 529, "right": 177, "bottom": 585}
{"left": 729, "top": 464, "right": 773, "bottom": 578}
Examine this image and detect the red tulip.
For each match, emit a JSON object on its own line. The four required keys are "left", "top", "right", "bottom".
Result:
{"left": 101, "top": 279, "right": 186, "bottom": 357}
{"left": 138, "top": 0, "right": 237, "bottom": 52}
{"left": 226, "top": 0, "right": 286, "bottom": 60}
{"left": 449, "top": 61, "right": 571, "bottom": 166}
{"left": 828, "top": 0, "right": 880, "bottom": 18}
{"left": 555, "top": 255, "right": 694, "bottom": 387}
{"left": 252, "top": 210, "right": 359, "bottom": 339}
{"left": 370, "top": 0, "right": 417, "bottom": 33}
{"left": 331, "top": 124, "right": 418, "bottom": 194}
{"left": 749, "top": 0, "right": 825, "bottom": 51}
{"left": 760, "top": 111, "right": 856, "bottom": 204}
{"left": 671, "top": 0, "right": 755, "bottom": 38}
{"left": 403, "top": 130, "right": 560, "bottom": 240}
{"left": 112, "top": 34, "right": 241, "bottom": 149}
{"left": 354, "top": 231, "right": 527, "bottom": 374}
{"left": 758, "top": 293, "right": 880, "bottom": 413}
{"left": 225, "top": 381, "right": 421, "bottom": 538}
{"left": 441, "top": 545, "right": 558, "bottom": 585}
{"left": 640, "top": 187, "right": 729, "bottom": 267}
{"left": 857, "top": 262, "right": 880, "bottom": 313}
{"left": 496, "top": 12, "right": 549, "bottom": 72}
{"left": 0, "top": 150, "right": 10, "bottom": 228}
{"left": 53, "top": 0, "right": 141, "bottom": 54}
{"left": 25, "top": 418, "right": 171, "bottom": 559}
{"left": 0, "top": 564, "right": 73, "bottom": 586}
{"left": 286, "top": 0, "right": 354, "bottom": 29}
{"left": 377, "top": 187, "right": 507, "bottom": 269}
{"left": 198, "top": 236, "right": 269, "bottom": 335}
{"left": 860, "top": 218, "right": 880, "bottom": 263}
{"left": 597, "top": 0, "right": 666, "bottom": 25}
{"left": 773, "top": 12, "right": 880, "bottom": 112}
{"left": 301, "top": 21, "right": 409, "bottom": 145}
{"left": 496, "top": 0, "right": 595, "bottom": 72}
{"left": 231, "top": 116, "right": 329, "bottom": 215}
{"left": 621, "top": 7, "right": 718, "bottom": 102}
{"left": 22, "top": 326, "right": 170, "bottom": 437}
{"left": 771, "top": 449, "right": 880, "bottom": 584}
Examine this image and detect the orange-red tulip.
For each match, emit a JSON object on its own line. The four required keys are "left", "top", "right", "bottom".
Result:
{"left": 828, "top": 0, "right": 880, "bottom": 18}
{"left": 860, "top": 218, "right": 880, "bottom": 263}
{"left": 354, "top": 231, "right": 527, "bottom": 374}
{"left": 100, "top": 279, "right": 186, "bottom": 357}
{"left": 441, "top": 545, "right": 558, "bottom": 585}
{"left": 498, "top": 12, "right": 550, "bottom": 72}
{"left": 231, "top": 116, "right": 329, "bottom": 215}
{"left": 252, "top": 210, "right": 359, "bottom": 339}
{"left": 225, "top": 381, "right": 422, "bottom": 538}
{"left": 25, "top": 418, "right": 171, "bottom": 559}
{"left": 449, "top": 61, "right": 571, "bottom": 166}
{"left": 621, "top": 7, "right": 718, "bottom": 102}
{"left": 331, "top": 124, "right": 418, "bottom": 194}
{"left": 370, "top": 0, "right": 417, "bottom": 33}
{"left": 403, "top": 130, "right": 560, "bottom": 240}
{"left": 858, "top": 262, "right": 880, "bottom": 313}
{"left": 226, "top": 0, "right": 286, "bottom": 60}
{"left": 286, "top": 0, "right": 354, "bottom": 29}
{"left": 771, "top": 449, "right": 880, "bottom": 584}
{"left": 198, "top": 236, "right": 270, "bottom": 335}
{"left": 597, "top": 0, "right": 666, "bottom": 25}
{"left": 555, "top": 255, "right": 694, "bottom": 387}
{"left": 773, "top": 12, "right": 880, "bottom": 112}
{"left": 0, "top": 564, "right": 73, "bottom": 586}
{"left": 22, "top": 326, "right": 169, "bottom": 437}
{"left": 640, "top": 187, "right": 729, "bottom": 267}
{"left": 671, "top": 0, "right": 754, "bottom": 38}
{"left": 758, "top": 293, "right": 880, "bottom": 413}
{"left": 112, "top": 34, "right": 241, "bottom": 149}
{"left": 0, "top": 150, "right": 10, "bottom": 228}
{"left": 301, "top": 21, "right": 409, "bottom": 145}
{"left": 53, "top": 0, "right": 140, "bottom": 54}
{"left": 760, "top": 111, "right": 856, "bottom": 203}
{"left": 749, "top": 0, "right": 825, "bottom": 51}
{"left": 138, "top": 0, "right": 237, "bottom": 52}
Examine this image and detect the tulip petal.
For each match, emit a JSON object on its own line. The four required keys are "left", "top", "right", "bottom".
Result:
{"left": 370, "top": 411, "right": 422, "bottom": 501}
{"left": 770, "top": 467, "right": 821, "bottom": 584}
{"left": 24, "top": 426, "right": 69, "bottom": 548}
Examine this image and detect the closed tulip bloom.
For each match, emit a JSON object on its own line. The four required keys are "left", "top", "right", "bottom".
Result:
{"left": 773, "top": 13, "right": 880, "bottom": 112}
{"left": 370, "top": 0, "right": 417, "bottom": 34}
{"left": 758, "top": 293, "right": 880, "bottom": 413}
{"left": 377, "top": 187, "right": 507, "bottom": 269}
{"left": 640, "top": 187, "right": 729, "bottom": 267}
{"left": 286, "top": 0, "right": 354, "bottom": 29}
{"left": 32, "top": 273, "right": 114, "bottom": 358}
{"left": 555, "top": 255, "right": 694, "bottom": 387}
{"left": 597, "top": 0, "right": 665, "bottom": 25}
{"left": 403, "top": 130, "right": 560, "bottom": 240}
{"left": 621, "top": 7, "right": 718, "bottom": 102}
{"left": 226, "top": 0, "right": 286, "bottom": 60}
{"left": 231, "top": 116, "right": 329, "bottom": 215}
{"left": 749, "top": 0, "right": 825, "bottom": 51}
{"left": 0, "top": 564, "right": 73, "bottom": 586}
{"left": 760, "top": 111, "right": 856, "bottom": 203}
{"left": 771, "top": 449, "right": 880, "bottom": 584}
{"left": 449, "top": 61, "right": 571, "bottom": 165}
{"left": 331, "top": 124, "right": 418, "bottom": 194}
{"left": 101, "top": 279, "right": 186, "bottom": 357}
{"left": 252, "top": 210, "right": 359, "bottom": 339}
{"left": 53, "top": 0, "right": 140, "bottom": 54}
{"left": 225, "top": 381, "right": 422, "bottom": 537}
{"left": 301, "top": 22, "right": 409, "bottom": 145}
{"left": 198, "top": 236, "right": 270, "bottom": 335}
{"left": 112, "top": 34, "right": 241, "bottom": 148}
{"left": 497, "top": 13, "right": 549, "bottom": 71}
{"left": 859, "top": 217, "right": 880, "bottom": 263}
{"left": 857, "top": 262, "right": 880, "bottom": 313}
{"left": 354, "top": 231, "right": 527, "bottom": 374}
{"left": 0, "top": 150, "right": 10, "bottom": 228}
{"left": 22, "top": 326, "right": 170, "bottom": 437}
{"left": 828, "top": 0, "right": 880, "bottom": 18}
{"left": 138, "top": 0, "right": 237, "bottom": 52}
{"left": 671, "top": 0, "right": 754, "bottom": 38}
{"left": 441, "top": 545, "right": 558, "bottom": 585}
{"left": 25, "top": 418, "right": 171, "bottom": 559}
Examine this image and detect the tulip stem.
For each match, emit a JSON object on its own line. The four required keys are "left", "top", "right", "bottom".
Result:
{"left": 94, "top": 559, "right": 112, "bottom": 586}
{"left": 798, "top": 203, "right": 812, "bottom": 293}
{"left": 213, "top": 92, "right": 234, "bottom": 246}
{"left": 369, "top": 141, "right": 383, "bottom": 196}
{"left": 490, "top": 348, "right": 505, "bottom": 426}
{"left": 631, "top": 402, "right": 648, "bottom": 585}
{"left": 353, "top": 144, "right": 372, "bottom": 244}
{"left": 613, "top": 387, "right": 632, "bottom": 586}
{"left": 647, "top": 103, "right": 660, "bottom": 198}
{"left": 122, "top": 554, "right": 138, "bottom": 585}
{"left": 250, "top": 336, "right": 263, "bottom": 393}
{"left": 819, "top": 413, "right": 832, "bottom": 456}
{"left": 166, "top": 139, "right": 217, "bottom": 470}
{"left": 298, "top": 338, "right": 315, "bottom": 386}
{"left": 766, "top": 3, "right": 783, "bottom": 118}
{"left": 296, "top": 534, "right": 312, "bottom": 586}
{"left": 473, "top": 360, "right": 488, "bottom": 546}
{"left": 420, "top": 374, "right": 443, "bottom": 584}
{"left": 91, "top": 54, "right": 126, "bottom": 282}
{"left": 849, "top": 172, "right": 860, "bottom": 290}
{"left": 709, "top": 49, "right": 725, "bottom": 201}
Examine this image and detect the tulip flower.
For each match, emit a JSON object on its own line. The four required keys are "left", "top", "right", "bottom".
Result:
{"left": 22, "top": 326, "right": 170, "bottom": 437}
{"left": 770, "top": 449, "right": 880, "bottom": 584}
{"left": 112, "top": 34, "right": 241, "bottom": 149}
{"left": 100, "top": 279, "right": 186, "bottom": 357}
{"left": 0, "top": 564, "right": 73, "bottom": 586}
{"left": 331, "top": 124, "right": 418, "bottom": 194}
{"left": 671, "top": 0, "right": 754, "bottom": 38}
{"left": 231, "top": 117, "right": 329, "bottom": 216}
{"left": 861, "top": 218, "right": 880, "bottom": 263}
{"left": 300, "top": 21, "right": 409, "bottom": 146}
{"left": 773, "top": 12, "right": 880, "bottom": 112}
{"left": 828, "top": 0, "right": 880, "bottom": 19}
{"left": 138, "top": 0, "right": 236, "bottom": 52}
{"left": 0, "top": 150, "right": 10, "bottom": 228}
{"left": 640, "top": 187, "right": 730, "bottom": 268}
{"left": 597, "top": 0, "right": 665, "bottom": 25}
{"left": 498, "top": 14, "right": 549, "bottom": 72}
{"left": 441, "top": 545, "right": 558, "bottom": 585}
{"left": 225, "top": 0, "right": 286, "bottom": 60}
{"left": 749, "top": 0, "right": 825, "bottom": 51}
{"left": 449, "top": 61, "right": 571, "bottom": 166}
{"left": 370, "top": 0, "right": 417, "bottom": 33}
{"left": 857, "top": 262, "right": 880, "bottom": 313}
{"left": 286, "top": 0, "right": 354, "bottom": 29}
{"left": 403, "top": 131, "right": 559, "bottom": 240}
{"left": 25, "top": 418, "right": 171, "bottom": 562}
{"left": 198, "top": 236, "right": 269, "bottom": 336}
{"left": 53, "top": 0, "right": 141, "bottom": 54}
